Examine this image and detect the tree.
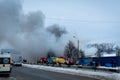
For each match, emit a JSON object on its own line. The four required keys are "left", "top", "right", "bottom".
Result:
{"left": 89, "top": 43, "right": 114, "bottom": 57}
{"left": 79, "top": 49, "right": 85, "bottom": 58}
{"left": 64, "top": 41, "right": 79, "bottom": 59}
{"left": 89, "top": 43, "right": 115, "bottom": 66}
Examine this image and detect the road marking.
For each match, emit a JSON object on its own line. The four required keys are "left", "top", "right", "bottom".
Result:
{"left": 0, "top": 77, "right": 16, "bottom": 80}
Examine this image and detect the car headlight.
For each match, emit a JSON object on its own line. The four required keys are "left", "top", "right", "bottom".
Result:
{"left": 3, "top": 58, "right": 9, "bottom": 64}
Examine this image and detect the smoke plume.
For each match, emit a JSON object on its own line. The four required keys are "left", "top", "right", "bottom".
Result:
{"left": 47, "top": 24, "right": 67, "bottom": 38}
{"left": 0, "top": 0, "right": 71, "bottom": 62}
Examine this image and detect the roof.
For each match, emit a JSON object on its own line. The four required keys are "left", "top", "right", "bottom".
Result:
{"left": 0, "top": 53, "right": 11, "bottom": 57}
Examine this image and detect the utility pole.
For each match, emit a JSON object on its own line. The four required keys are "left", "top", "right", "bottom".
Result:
{"left": 73, "top": 35, "right": 80, "bottom": 60}
{"left": 78, "top": 40, "right": 79, "bottom": 52}
{"left": 116, "top": 46, "right": 120, "bottom": 73}
{"left": 117, "top": 48, "right": 120, "bottom": 73}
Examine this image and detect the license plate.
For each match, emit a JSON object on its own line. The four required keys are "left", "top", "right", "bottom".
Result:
{"left": 5, "top": 64, "right": 10, "bottom": 67}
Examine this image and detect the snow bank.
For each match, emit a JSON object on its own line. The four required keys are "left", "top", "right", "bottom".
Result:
{"left": 23, "top": 64, "right": 120, "bottom": 80}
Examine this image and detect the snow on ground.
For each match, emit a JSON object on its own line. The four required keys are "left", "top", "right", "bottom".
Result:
{"left": 23, "top": 64, "right": 120, "bottom": 80}
{"left": 99, "top": 66, "right": 119, "bottom": 70}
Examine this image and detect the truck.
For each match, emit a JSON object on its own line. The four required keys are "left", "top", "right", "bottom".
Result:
{"left": 53, "top": 57, "right": 66, "bottom": 66}
{"left": 11, "top": 53, "right": 22, "bottom": 66}
{"left": 0, "top": 52, "right": 12, "bottom": 77}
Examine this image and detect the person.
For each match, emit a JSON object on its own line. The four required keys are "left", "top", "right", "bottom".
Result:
{"left": 111, "top": 60, "right": 116, "bottom": 67}
{"left": 90, "top": 61, "right": 93, "bottom": 66}
{"left": 92, "top": 61, "right": 97, "bottom": 71}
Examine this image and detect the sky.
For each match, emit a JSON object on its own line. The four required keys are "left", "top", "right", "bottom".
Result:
{"left": 23, "top": 0, "right": 120, "bottom": 44}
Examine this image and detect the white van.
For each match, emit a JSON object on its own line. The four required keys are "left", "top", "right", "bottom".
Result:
{"left": 0, "top": 53, "right": 12, "bottom": 77}
{"left": 12, "top": 54, "right": 22, "bottom": 66}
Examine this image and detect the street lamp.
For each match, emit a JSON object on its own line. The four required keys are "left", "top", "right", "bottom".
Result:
{"left": 73, "top": 35, "right": 80, "bottom": 57}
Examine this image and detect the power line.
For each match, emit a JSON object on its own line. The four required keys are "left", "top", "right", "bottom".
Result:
{"left": 46, "top": 17, "right": 120, "bottom": 23}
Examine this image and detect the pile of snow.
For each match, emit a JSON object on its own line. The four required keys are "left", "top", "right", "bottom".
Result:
{"left": 23, "top": 64, "right": 120, "bottom": 80}
{"left": 99, "top": 66, "right": 119, "bottom": 70}
{"left": 101, "top": 50, "right": 117, "bottom": 57}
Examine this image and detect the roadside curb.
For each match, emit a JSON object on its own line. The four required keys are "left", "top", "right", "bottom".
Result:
{"left": 77, "top": 65, "right": 118, "bottom": 73}
{"left": 23, "top": 64, "right": 118, "bottom": 80}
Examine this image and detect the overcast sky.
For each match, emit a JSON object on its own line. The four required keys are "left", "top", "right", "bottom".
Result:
{"left": 23, "top": 0, "right": 120, "bottom": 44}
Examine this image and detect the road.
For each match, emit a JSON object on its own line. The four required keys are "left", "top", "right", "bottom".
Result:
{"left": 0, "top": 66, "right": 99, "bottom": 80}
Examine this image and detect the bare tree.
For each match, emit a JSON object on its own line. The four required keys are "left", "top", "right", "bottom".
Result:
{"left": 79, "top": 49, "right": 85, "bottom": 58}
{"left": 64, "top": 41, "right": 79, "bottom": 60}
{"left": 89, "top": 43, "right": 115, "bottom": 66}
{"left": 89, "top": 43, "right": 114, "bottom": 56}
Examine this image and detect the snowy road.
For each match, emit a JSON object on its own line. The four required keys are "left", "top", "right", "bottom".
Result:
{"left": 0, "top": 66, "right": 98, "bottom": 80}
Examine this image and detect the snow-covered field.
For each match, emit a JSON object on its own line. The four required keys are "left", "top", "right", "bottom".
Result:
{"left": 23, "top": 64, "right": 120, "bottom": 80}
